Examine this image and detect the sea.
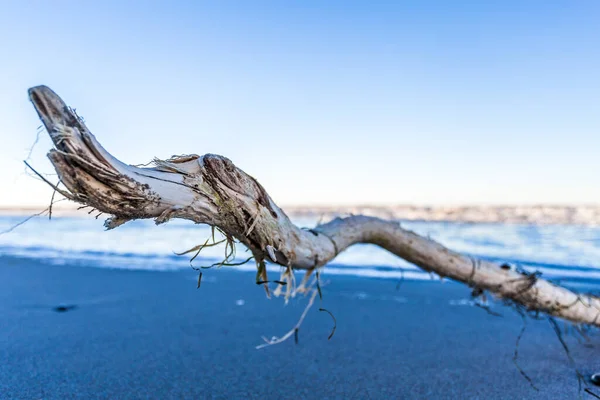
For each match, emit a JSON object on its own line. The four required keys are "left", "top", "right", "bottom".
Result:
{"left": 1, "top": 214, "right": 600, "bottom": 288}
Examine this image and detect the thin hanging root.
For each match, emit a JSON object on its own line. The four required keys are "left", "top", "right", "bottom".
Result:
{"left": 513, "top": 310, "right": 538, "bottom": 391}
{"left": 176, "top": 226, "right": 234, "bottom": 269}
{"left": 256, "top": 289, "right": 318, "bottom": 349}
{"left": 48, "top": 179, "right": 62, "bottom": 220}
{"left": 0, "top": 198, "right": 69, "bottom": 236}
{"left": 205, "top": 256, "right": 254, "bottom": 269}
{"left": 194, "top": 237, "right": 250, "bottom": 270}
{"left": 314, "top": 271, "right": 336, "bottom": 340}
{"left": 319, "top": 307, "right": 337, "bottom": 340}
{"left": 256, "top": 272, "right": 288, "bottom": 287}
{"left": 286, "top": 264, "right": 297, "bottom": 300}
{"left": 176, "top": 238, "right": 226, "bottom": 257}
{"left": 294, "top": 269, "right": 316, "bottom": 295}
{"left": 272, "top": 266, "right": 321, "bottom": 302}
{"left": 176, "top": 229, "right": 250, "bottom": 274}
{"left": 180, "top": 235, "right": 252, "bottom": 291}
{"left": 259, "top": 269, "right": 333, "bottom": 347}
{"left": 191, "top": 238, "right": 227, "bottom": 266}
{"left": 471, "top": 290, "right": 502, "bottom": 317}
{"left": 224, "top": 234, "right": 237, "bottom": 261}
{"left": 180, "top": 239, "right": 210, "bottom": 268}
{"left": 548, "top": 317, "right": 588, "bottom": 395}
{"left": 316, "top": 270, "right": 324, "bottom": 300}
{"left": 273, "top": 264, "right": 297, "bottom": 302}
{"left": 272, "top": 269, "right": 286, "bottom": 298}
{"left": 255, "top": 260, "right": 271, "bottom": 297}
{"left": 24, "top": 161, "right": 74, "bottom": 200}
{"left": 25, "top": 124, "right": 43, "bottom": 162}
{"left": 255, "top": 260, "right": 267, "bottom": 284}
{"left": 0, "top": 208, "right": 48, "bottom": 235}
{"left": 586, "top": 388, "right": 600, "bottom": 399}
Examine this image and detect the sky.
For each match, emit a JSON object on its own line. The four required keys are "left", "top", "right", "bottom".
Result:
{"left": 1, "top": 1, "right": 600, "bottom": 207}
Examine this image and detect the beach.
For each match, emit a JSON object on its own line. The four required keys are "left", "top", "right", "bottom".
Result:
{"left": 1, "top": 255, "right": 598, "bottom": 399}
{"left": 3, "top": 0, "right": 600, "bottom": 398}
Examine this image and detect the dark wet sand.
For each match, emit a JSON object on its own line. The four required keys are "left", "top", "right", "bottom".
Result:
{"left": 1, "top": 256, "right": 599, "bottom": 399}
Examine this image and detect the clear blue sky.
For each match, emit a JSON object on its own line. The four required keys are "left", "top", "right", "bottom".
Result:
{"left": 2, "top": 1, "right": 600, "bottom": 207}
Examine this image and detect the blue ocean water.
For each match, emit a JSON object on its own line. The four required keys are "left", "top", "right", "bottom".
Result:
{"left": 1, "top": 214, "right": 600, "bottom": 286}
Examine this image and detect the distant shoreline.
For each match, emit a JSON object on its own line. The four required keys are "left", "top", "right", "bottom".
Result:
{"left": 2, "top": 204, "right": 600, "bottom": 226}
{"left": 284, "top": 204, "right": 600, "bottom": 226}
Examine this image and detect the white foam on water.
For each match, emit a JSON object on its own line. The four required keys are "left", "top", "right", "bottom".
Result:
{"left": 1, "top": 215, "right": 600, "bottom": 284}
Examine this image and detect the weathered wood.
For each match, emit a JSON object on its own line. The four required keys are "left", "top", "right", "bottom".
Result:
{"left": 29, "top": 85, "right": 600, "bottom": 327}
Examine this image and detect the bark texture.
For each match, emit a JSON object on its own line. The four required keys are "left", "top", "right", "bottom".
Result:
{"left": 28, "top": 85, "right": 600, "bottom": 327}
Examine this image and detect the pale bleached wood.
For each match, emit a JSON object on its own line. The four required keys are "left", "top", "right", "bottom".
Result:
{"left": 28, "top": 85, "right": 600, "bottom": 327}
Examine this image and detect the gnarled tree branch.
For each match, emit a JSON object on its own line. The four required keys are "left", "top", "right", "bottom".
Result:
{"left": 28, "top": 85, "right": 600, "bottom": 327}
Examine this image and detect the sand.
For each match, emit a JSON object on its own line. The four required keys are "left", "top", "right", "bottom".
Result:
{"left": 1, "top": 255, "right": 599, "bottom": 399}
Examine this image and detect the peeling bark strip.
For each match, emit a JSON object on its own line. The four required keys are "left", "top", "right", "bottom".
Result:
{"left": 28, "top": 85, "right": 600, "bottom": 327}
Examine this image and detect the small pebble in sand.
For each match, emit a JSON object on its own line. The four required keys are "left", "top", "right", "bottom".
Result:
{"left": 53, "top": 305, "right": 77, "bottom": 313}
{"left": 591, "top": 373, "right": 600, "bottom": 386}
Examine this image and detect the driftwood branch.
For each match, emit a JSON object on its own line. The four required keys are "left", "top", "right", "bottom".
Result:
{"left": 28, "top": 85, "right": 600, "bottom": 327}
